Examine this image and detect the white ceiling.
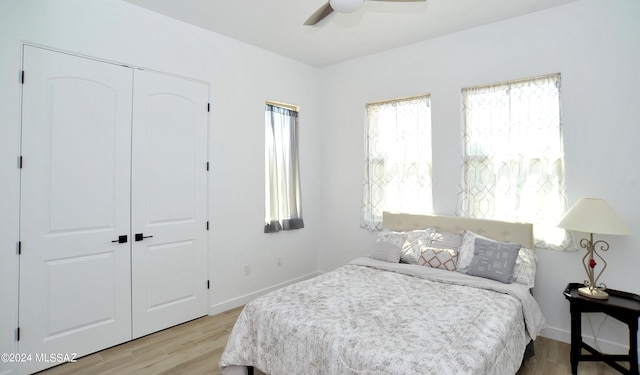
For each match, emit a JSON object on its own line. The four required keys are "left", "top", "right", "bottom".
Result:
{"left": 123, "top": 0, "right": 579, "bottom": 67}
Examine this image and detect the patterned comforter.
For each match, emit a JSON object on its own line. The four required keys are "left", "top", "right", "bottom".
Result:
{"left": 219, "top": 257, "right": 545, "bottom": 375}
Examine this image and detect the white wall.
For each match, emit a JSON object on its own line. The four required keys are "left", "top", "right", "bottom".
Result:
{"left": 0, "top": 0, "right": 321, "bottom": 371}
{"left": 316, "top": 0, "right": 640, "bottom": 356}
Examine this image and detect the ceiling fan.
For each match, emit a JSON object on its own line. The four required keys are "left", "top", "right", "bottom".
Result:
{"left": 304, "top": 0, "right": 426, "bottom": 26}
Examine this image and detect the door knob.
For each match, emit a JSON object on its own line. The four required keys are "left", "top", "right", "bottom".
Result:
{"left": 111, "top": 235, "right": 128, "bottom": 243}
{"left": 135, "top": 233, "right": 154, "bottom": 241}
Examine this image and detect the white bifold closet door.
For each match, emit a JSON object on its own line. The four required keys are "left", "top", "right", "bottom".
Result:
{"left": 19, "top": 46, "right": 208, "bottom": 374}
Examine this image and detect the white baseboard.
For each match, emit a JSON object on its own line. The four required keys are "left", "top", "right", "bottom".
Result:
{"left": 208, "top": 271, "right": 322, "bottom": 315}
{"left": 540, "top": 325, "right": 571, "bottom": 344}
{"left": 541, "top": 325, "right": 639, "bottom": 364}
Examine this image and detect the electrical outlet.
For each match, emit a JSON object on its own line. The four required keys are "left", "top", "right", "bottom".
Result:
{"left": 276, "top": 256, "right": 283, "bottom": 267}
{"left": 244, "top": 264, "right": 251, "bottom": 276}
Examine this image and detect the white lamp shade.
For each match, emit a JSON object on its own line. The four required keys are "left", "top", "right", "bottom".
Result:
{"left": 330, "top": 0, "right": 365, "bottom": 13}
{"left": 558, "top": 198, "right": 631, "bottom": 235}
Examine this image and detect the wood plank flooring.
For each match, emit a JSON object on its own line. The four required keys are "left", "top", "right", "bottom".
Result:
{"left": 36, "top": 307, "right": 244, "bottom": 375}
{"left": 36, "top": 307, "right": 626, "bottom": 375}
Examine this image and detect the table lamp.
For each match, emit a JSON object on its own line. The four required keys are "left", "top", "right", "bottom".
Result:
{"left": 558, "top": 198, "right": 631, "bottom": 299}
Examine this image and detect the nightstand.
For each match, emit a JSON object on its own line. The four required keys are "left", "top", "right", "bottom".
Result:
{"left": 563, "top": 283, "right": 640, "bottom": 375}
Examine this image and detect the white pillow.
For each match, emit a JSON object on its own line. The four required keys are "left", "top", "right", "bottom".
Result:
{"left": 513, "top": 247, "right": 537, "bottom": 288}
{"left": 457, "top": 230, "right": 481, "bottom": 273}
{"left": 400, "top": 228, "right": 435, "bottom": 264}
{"left": 376, "top": 231, "right": 407, "bottom": 248}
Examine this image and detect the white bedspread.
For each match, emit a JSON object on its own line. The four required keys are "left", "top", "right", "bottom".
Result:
{"left": 220, "top": 257, "right": 546, "bottom": 375}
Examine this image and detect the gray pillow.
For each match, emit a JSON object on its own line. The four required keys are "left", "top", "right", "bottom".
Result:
{"left": 368, "top": 241, "right": 402, "bottom": 263}
{"left": 467, "top": 238, "right": 521, "bottom": 283}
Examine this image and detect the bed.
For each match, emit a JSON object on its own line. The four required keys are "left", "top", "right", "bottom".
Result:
{"left": 219, "top": 213, "right": 545, "bottom": 375}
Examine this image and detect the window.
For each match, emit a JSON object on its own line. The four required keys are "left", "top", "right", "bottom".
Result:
{"left": 265, "top": 103, "right": 304, "bottom": 233}
{"left": 361, "top": 95, "right": 433, "bottom": 231}
{"left": 458, "top": 74, "right": 571, "bottom": 250}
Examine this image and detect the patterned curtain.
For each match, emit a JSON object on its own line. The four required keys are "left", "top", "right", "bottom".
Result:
{"left": 361, "top": 95, "right": 433, "bottom": 231}
{"left": 265, "top": 104, "right": 304, "bottom": 233}
{"left": 457, "top": 74, "right": 573, "bottom": 250}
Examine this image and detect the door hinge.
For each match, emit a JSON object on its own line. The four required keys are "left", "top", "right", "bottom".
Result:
{"left": 18, "top": 155, "right": 23, "bottom": 169}
{"left": 21, "top": 70, "right": 24, "bottom": 84}
{"left": 207, "top": 280, "right": 210, "bottom": 290}
{"left": 17, "top": 241, "right": 22, "bottom": 255}
{"left": 207, "top": 103, "right": 210, "bottom": 112}
{"left": 206, "top": 221, "right": 209, "bottom": 231}
{"left": 16, "top": 327, "right": 20, "bottom": 341}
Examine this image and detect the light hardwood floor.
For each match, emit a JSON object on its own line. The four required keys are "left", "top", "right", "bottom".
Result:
{"left": 36, "top": 307, "right": 626, "bottom": 375}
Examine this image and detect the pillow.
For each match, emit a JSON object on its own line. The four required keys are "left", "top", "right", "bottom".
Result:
{"left": 513, "top": 247, "right": 537, "bottom": 288}
{"left": 459, "top": 230, "right": 537, "bottom": 287}
{"left": 467, "top": 238, "right": 521, "bottom": 283}
{"left": 429, "top": 230, "right": 462, "bottom": 251}
{"left": 400, "top": 228, "right": 435, "bottom": 264}
{"left": 418, "top": 247, "right": 458, "bottom": 271}
{"left": 458, "top": 230, "right": 486, "bottom": 273}
{"left": 376, "top": 231, "right": 407, "bottom": 248}
{"left": 369, "top": 241, "right": 402, "bottom": 263}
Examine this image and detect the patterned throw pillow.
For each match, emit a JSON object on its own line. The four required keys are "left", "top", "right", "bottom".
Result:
{"left": 400, "top": 228, "right": 435, "bottom": 264}
{"left": 459, "top": 230, "right": 536, "bottom": 287}
{"left": 513, "top": 247, "right": 537, "bottom": 288}
{"left": 457, "top": 230, "right": 482, "bottom": 273}
{"left": 376, "top": 231, "right": 407, "bottom": 248}
{"left": 467, "top": 238, "right": 521, "bottom": 283}
{"left": 418, "top": 247, "right": 459, "bottom": 271}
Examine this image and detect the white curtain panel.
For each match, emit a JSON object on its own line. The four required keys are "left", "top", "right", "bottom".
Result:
{"left": 265, "top": 104, "right": 304, "bottom": 233}
{"left": 458, "top": 74, "right": 573, "bottom": 251}
{"left": 361, "top": 95, "right": 433, "bottom": 231}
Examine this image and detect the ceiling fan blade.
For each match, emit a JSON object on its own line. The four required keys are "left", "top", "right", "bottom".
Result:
{"left": 304, "top": 2, "right": 334, "bottom": 25}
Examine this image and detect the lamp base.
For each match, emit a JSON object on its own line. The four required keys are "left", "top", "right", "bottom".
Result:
{"left": 578, "top": 286, "right": 609, "bottom": 299}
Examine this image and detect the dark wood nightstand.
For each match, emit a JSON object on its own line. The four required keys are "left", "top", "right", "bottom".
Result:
{"left": 563, "top": 283, "right": 640, "bottom": 374}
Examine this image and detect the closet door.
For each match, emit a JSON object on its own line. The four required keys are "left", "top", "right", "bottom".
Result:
{"left": 19, "top": 46, "right": 133, "bottom": 374}
{"left": 130, "top": 70, "right": 209, "bottom": 338}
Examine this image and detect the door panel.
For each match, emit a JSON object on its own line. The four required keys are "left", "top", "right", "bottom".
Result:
{"left": 146, "top": 240, "right": 197, "bottom": 309}
{"left": 131, "top": 70, "right": 208, "bottom": 338}
{"left": 48, "top": 78, "right": 117, "bottom": 232}
{"left": 19, "top": 46, "right": 133, "bottom": 374}
{"left": 47, "top": 252, "right": 118, "bottom": 333}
